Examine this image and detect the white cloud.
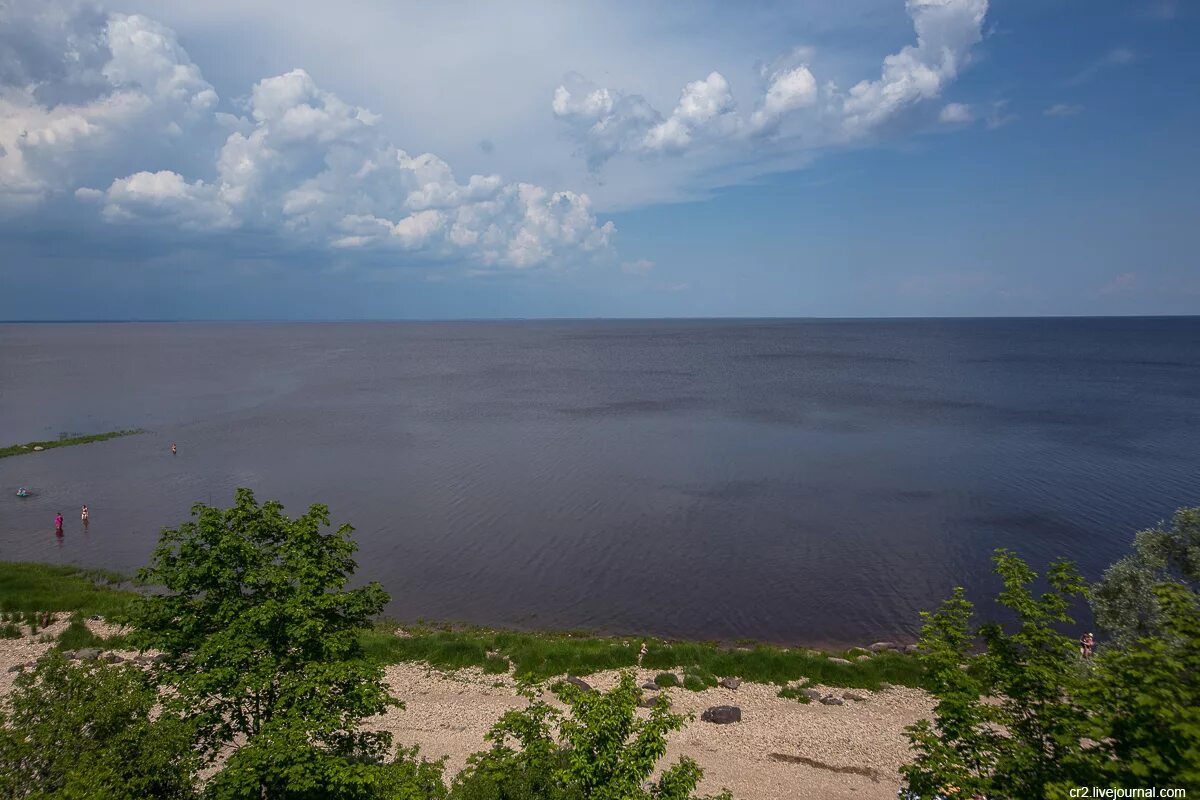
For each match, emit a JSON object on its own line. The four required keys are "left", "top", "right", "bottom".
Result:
{"left": 621, "top": 258, "right": 654, "bottom": 275}
{"left": 1043, "top": 103, "right": 1084, "bottom": 118}
{"left": 938, "top": 102, "right": 974, "bottom": 123}
{"left": 0, "top": 6, "right": 218, "bottom": 211}
{"left": 553, "top": 0, "right": 989, "bottom": 169}
{"left": 0, "top": 3, "right": 617, "bottom": 271}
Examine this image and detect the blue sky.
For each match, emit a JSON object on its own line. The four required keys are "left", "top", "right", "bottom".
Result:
{"left": 1, "top": 0, "right": 1196, "bottom": 319}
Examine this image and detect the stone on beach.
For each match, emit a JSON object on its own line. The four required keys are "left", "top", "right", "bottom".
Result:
{"left": 701, "top": 705, "right": 742, "bottom": 724}
{"left": 819, "top": 695, "right": 845, "bottom": 706}
{"left": 827, "top": 657, "right": 852, "bottom": 666}
{"left": 720, "top": 677, "right": 741, "bottom": 690}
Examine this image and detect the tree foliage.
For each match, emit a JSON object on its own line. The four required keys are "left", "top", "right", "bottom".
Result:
{"left": 0, "top": 654, "right": 198, "bottom": 799}
{"left": 904, "top": 546, "right": 1200, "bottom": 799}
{"left": 131, "top": 488, "right": 432, "bottom": 799}
{"left": 452, "top": 671, "right": 731, "bottom": 800}
{"left": 1091, "top": 507, "right": 1200, "bottom": 645}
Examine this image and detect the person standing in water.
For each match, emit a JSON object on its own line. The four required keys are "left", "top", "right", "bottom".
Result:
{"left": 171, "top": 442, "right": 177, "bottom": 455}
{"left": 81, "top": 505, "right": 89, "bottom": 526}
{"left": 54, "top": 512, "right": 64, "bottom": 535}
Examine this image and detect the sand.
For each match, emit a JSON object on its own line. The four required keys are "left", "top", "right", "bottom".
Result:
{"left": 1, "top": 621, "right": 934, "bottom": 799}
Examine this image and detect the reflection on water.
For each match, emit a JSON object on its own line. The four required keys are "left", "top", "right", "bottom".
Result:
{"left": 1, "top": 318, "right": 1198, "bottom": 645}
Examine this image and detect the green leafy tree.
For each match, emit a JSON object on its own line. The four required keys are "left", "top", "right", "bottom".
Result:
{"left": 453, "top": 671, "right": 731, "bottom": 800}
{"left": 0, "top": 653, "right": 198, "bottom": 799}
{"left": 1067, "top": 582, "right": 1200, "bottom": 790}
{"left": 132, "top": 488, "right": 435, "bottom": 799}
{"left": 903, "top": 550, "right": 1092, "bottom": 799}
{"left": 1091, "top": 507, "right": 1200, "bottom": 645}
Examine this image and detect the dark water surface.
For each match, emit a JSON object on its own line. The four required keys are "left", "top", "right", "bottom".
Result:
{"left": 1, "top": 318, "right": 1198, "bottom": 646}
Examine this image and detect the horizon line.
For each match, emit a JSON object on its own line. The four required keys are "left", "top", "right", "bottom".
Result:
{"left": 1, "top": 313, "right": 1199, "bottom": 324}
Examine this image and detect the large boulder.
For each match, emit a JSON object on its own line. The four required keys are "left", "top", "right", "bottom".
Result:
{"left": 719, "top": 677, "right": 741, "bottom": 690}
{"left": 74, "top": 648, "right": 101, "bottom": 660}
{"left": 701, "top": 705, "right": 741, "bottom": 724}
{"left": 802, "top": 688, "right": 823, "bottom": 701}
{"left": 868, "top": 641, "right": 899, "bottom": 653}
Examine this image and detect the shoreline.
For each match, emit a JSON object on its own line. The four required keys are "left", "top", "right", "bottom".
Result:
{"left": 0, "top": 616, "right": 932, "bottom": 800}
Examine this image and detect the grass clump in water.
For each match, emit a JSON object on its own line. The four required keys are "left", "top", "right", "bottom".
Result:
{"left": 0, "top": 429, "right": 143, "bottom": 460}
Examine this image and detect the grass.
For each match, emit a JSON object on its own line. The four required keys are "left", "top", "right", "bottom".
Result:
{"left": 0, "top": 562, "right": 137, "bottom": 621}
{"left": 0, "top": 429, "right": 143, "bottom": 460}
{"left": 54, "top": 614, "right": 130, "bottom": 652}
{"left": 654, "top": 671, "right": 680, "bottom": 688}
{"left": 361, "top": 622, "right": 926, "bottom": 690}
{"left": 777, "top": 681, "right": 814, "bottom": 703}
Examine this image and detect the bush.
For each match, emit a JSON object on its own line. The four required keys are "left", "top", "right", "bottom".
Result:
{"left": 654, "top": 671, "right": 679, "bottom": 688}
{"left": 0, "top": 653, "right": 199, "bottom": 798}
{"left": 451, "top": 671, "right": 732, "bottom": 800}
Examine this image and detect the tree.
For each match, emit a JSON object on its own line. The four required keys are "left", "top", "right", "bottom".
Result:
{"left": 1068, "top": 582, "right": 1200, "bottom": 790}
{"left": 131, "top": 488, "right": 434, "bottom": 799}
{"left": 452, "top": 671, "right": 731, "bottom": 800}
{"left": 0, "top": 653, "right": 198, "bottom": 799}
{"left": 902, "top": 550, "right": 1092, "bottom": 799}
{"left": 1091, "top": 507, "right": 1200, "bottom": 645}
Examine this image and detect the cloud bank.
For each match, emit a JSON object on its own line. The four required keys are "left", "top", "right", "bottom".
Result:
{"left": 0, "top": 2, "right": 614, "bottom": 270}
{"left": 553, "top": 0, "right": 988, "bottom": 170}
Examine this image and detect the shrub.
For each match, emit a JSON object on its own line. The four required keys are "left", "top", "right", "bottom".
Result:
{"left": 654, "top": 671, "right": 679, "bottom": 688}
{"left": 0, "top": 653, "right": 198, "bottom": 798}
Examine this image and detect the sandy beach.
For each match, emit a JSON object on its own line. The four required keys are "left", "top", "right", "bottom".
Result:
{"left": 1, "top": 618, "right": 933, "bottom": 800}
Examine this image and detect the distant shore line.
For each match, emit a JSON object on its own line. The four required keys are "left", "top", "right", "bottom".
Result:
{"left": 1, "top": 429, "right": 143, "bottom": 460}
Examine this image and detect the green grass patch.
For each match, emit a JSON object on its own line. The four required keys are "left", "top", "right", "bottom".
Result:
{"left": 360, "top": 623, "right": 926, "bottom": 690}
{"left": 0, "top": 429, "right": 143, "bottom": 460}
{"left": 0, "top": 622, "right": 20, "bottom": 639}
{"left": 778, "top": 681, "right": 814, "bottom": 704}
{"left": 654, "top": 671, "right": 680, "bottom": 688}
{"left": 0, "top": 562, "right": 136, "bottom": 620}
{"left": 483, "top": 655, "right": 511, "bottom": 674}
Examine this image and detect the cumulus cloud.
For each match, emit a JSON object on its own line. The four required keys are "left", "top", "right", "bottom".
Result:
{"left": 0, "top": 4, "right": 217, "bottom": 211}
{"left": 0, "top": 1, "right": 616, "bottom": 271}
{"left": 554, "top": 0, "right": 988, "bottom": 169}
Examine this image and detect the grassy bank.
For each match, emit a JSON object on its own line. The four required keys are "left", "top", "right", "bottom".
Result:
{"left": 362, "top": 622, "right": 925, "bottom": 690}
{"left": 1, "top": 429, "right": 143, "bottom": 460}
{"left": 0, "top": 561, "right": 925, "bottom": 690}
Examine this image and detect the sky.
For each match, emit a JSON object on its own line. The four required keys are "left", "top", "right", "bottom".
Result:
{"left": 1, "top": 0, "right": 1197, "bottom": 319}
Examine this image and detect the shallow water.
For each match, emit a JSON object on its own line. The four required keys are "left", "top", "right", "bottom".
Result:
{"left": 1, "top": 318, "right": 1197, "bottom": 646}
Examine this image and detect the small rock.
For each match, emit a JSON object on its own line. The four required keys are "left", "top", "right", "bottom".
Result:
{"left": 102, "top": 653, "right": 124, "bottom": 664}
{"left": 719, "top": 677, "right": 741, "bottom": 690}
{"left": 75, "top": 648, "right": 101, "bottom": 660}
{"left": 827, "top": 657, "right": 852, "bottom": 666}
{"left": 904, "top": 644, "right": 919, "bottom": 654}
{"left": 854, "top": 654, "right": 872, "bottom": 662}
{"left": 802, "top": 688, "right": 823, "bottom": 701}
{"left": 641, "top": 680, "right": 658, "bottom": 691}
{"left": 868, "top": 641, "right": 898, "bottom": 653}
{"left": 638, "top": 694, "right": 661, "bottom": 709}
{"left": 32, "top": 445, "right": 44, "bottom": 451}
{"left": 151, "top": 653, "right": 168, "bottom": 664}
{"left": 879, "top": 682, "right": 894, "bottom": 691}
{"left": 819, "top": 695, "right": 845, "bottom": 706}
{"left": 564, "top": 676, "right": 593, "bottom": 693}
{"left": 60, "top": 650, "right": 76, "bottom": 660}
{"left": 805, "top": 649, "right": 823, "bottom": 658}
{"left": 843, "top": 692, "right": 867, "bottom": 702}
{"left": 7, "top": 664, "right": 23, "bottom": 673}
{"left": 700, "top": 705, "right": 741, "bottom": 724}
{"left": 88, "top": 615, "right": 102, "bottom": 622}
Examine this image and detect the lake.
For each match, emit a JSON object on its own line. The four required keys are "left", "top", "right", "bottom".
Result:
{"left": 1, "top": 318, "right": 1198, "bottom": 646}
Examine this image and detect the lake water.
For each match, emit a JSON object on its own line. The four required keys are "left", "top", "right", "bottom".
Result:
{"left": 1, "top": 318, "right": 1198, "bottom": 646}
